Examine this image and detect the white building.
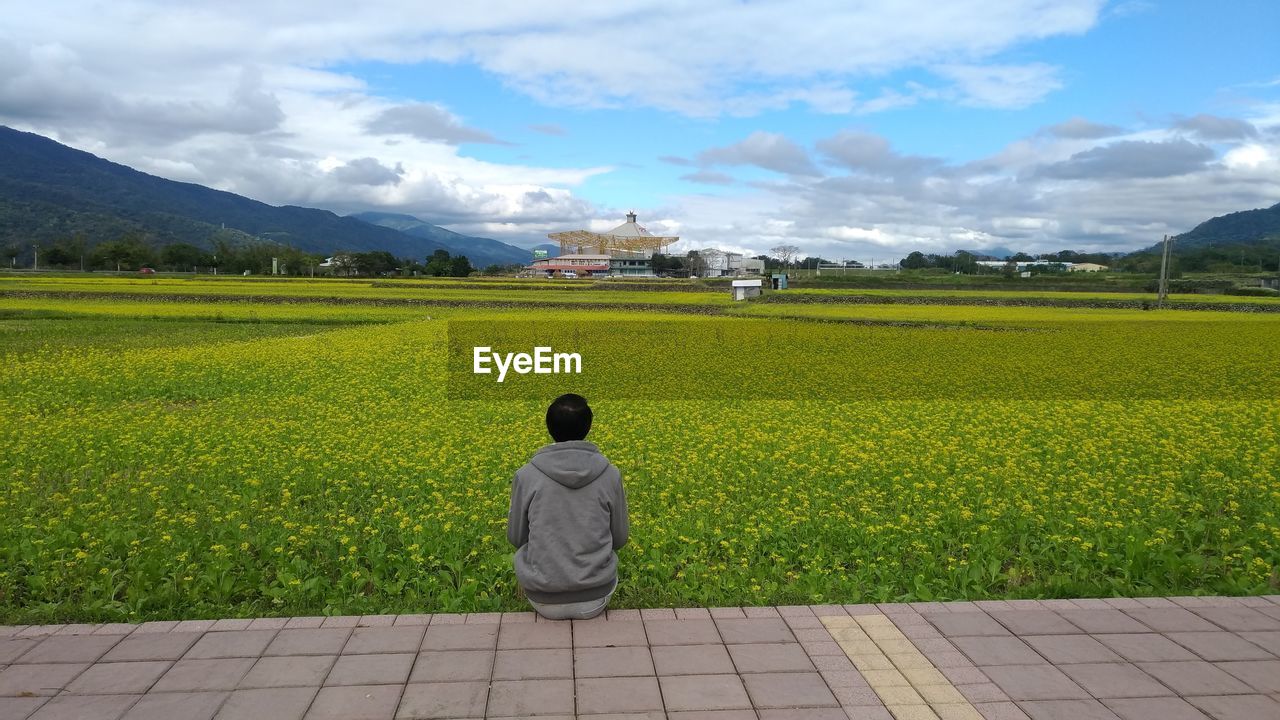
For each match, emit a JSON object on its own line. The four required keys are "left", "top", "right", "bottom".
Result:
{"left": 731, "top": 279, "right": 763, "bottom": 300}
{"left": 697, "top": 248, "right": 757, "bottom": 277}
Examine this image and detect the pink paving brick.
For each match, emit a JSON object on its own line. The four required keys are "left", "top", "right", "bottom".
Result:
{"left": 709, "top": 607, "right": 747, "bottom": 619}
{"left": 7, "top": 598, "right": 1279, "bottom": 719}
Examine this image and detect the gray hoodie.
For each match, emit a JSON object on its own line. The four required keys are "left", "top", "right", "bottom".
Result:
{"left": 507, "top": 440, "right": 629, "bottom": 604}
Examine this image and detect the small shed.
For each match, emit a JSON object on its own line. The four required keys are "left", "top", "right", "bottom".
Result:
{"left": 770, "top": 273, "right": 788, "bottom": 290}
{"left": 731, "top": 278, "right": 763, "bottom": 301}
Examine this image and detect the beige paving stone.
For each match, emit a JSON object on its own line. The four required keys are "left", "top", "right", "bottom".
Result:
{"left": 874, "top": 685, "right": 925, "bottom": 705}
{"left": 878, "top": 639, "right": 920, "bottom": 655}
{"left": 933, "top": 705, "right": 984, "bottom": 720}
{"left": 865, "top": 625, "right": 909, "bottom": 641}
{"left": 902, "top": 667, "right": 950, "bottom": 686}
{"left": 889, "top": 653, "right": 934, "bottom": 670}
{"left": 862, "top": 669, "right": 910, "bottom": 686}
{"left": 886, "top": 705, "right": 940, "bottom": 720}
{"left": 839, "top": 640, "right": 882, "bottom": 656}
{"left": 843, "top": 604, "right": 882, "bottom": 616}
{"left": 830, "top": 627, "right": 870, "bottom": 643}
{"left": 917, "top": 684, "right": 967, "bottom": 705}
{"left": 850, "top": 653, "right": 897, "bottom": 671}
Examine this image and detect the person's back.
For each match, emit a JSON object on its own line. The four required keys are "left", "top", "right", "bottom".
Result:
{"left": 507, "top": 393, "right": 628, "bottom": 620}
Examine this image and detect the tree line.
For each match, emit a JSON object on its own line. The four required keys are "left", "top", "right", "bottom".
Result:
{"left": 1, "top": 231, "right": 494, "bottom": 277}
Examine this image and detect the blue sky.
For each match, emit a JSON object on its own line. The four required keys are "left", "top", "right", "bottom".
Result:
{"left": 3, "top": 1, "right": 1280, "bottom": 258}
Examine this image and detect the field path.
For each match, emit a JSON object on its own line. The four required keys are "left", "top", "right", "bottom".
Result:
{"left": 3, "top": 596, "right": 1279, "bottom": 719}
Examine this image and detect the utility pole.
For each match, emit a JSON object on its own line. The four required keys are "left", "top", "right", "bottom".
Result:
{"left": 33, "top": 243, "right": 39, "bottom": 271}
{"left": 1156, "top": 234, "right": 1172, "bottom": 308}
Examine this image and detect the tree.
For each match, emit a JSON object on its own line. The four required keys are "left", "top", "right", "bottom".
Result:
{"left": 161, "top": 243, "right": 211, "bottom": 270}
{"left": 2, "top": 243, "right": 20, "bottom": 268}
{"left": 650, "top": 253, "right": 684, "bottom": 275}
{"left": 49, "top": 233, "right": 89, "bottom": 271}
{"left": 952, "top": 250, "right": 978, "bottom": 274}
{"left": 424, "top": 249, "right": 451, "bottom": 277}
{"left": 447, "top": 255, "right": 473, "bottom": 277}
{"left": 770, "top": 245, "right": 800, "bottom": 268}
{"left": 353, "top": 250, "right": 398, "bottom": 276}
{"left": 752, "top": 254, "right": 781, "bottom": 271}
{"left": 900, "top": 251, "right": 930, "bottom": 270}
{"left": 91, "top": 234, "right": 154, "bottom": 271}
{"left": 298, "top": 253, "right": 326, "bottom": 277}
{"left": 685, "top": 250, "right": 708, "bottom": 277}
{"left": 43, "top": 245, "right": 77, "bottom": 267}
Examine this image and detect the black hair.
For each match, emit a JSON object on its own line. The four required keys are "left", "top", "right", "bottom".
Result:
{"left": 546, "top": 393, "right": 592, "bottom": 442}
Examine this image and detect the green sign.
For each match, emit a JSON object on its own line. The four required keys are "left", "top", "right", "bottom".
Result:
{"left": 532, "top": 249, "right": 549, "bottom": 259}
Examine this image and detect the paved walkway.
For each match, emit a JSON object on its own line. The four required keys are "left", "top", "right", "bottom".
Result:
{"left": 2, "top": 596, "right": 1279, "bottom": 720}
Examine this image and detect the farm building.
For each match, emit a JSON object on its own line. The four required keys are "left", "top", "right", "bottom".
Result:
{"left": 537, "top": 212, "right": 678, "bottom": 277}
{"left": 694, "top": 249, "right": 765, "bottom": 277}
{"left": 528, "top": 254, "right": 611, "bottom": 277}
{"left": 731, "top": 279, "right": 763, "bottom": 300}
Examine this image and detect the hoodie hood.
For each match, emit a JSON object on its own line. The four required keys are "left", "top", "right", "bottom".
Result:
{"left": 529, "top": 440, "right": 612, "bottom": 489}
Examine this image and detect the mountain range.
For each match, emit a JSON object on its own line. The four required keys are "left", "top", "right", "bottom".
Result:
{"left": 349, "top": 212, "right": 538, "bottom": 266}
{"left": 1170, "top": 202, "right": 1280, "bottom": 249}
{"left": 2, "top": 126, "right": 1277, "bottom": 266}
{"left": 0, "top": 126, "right": 534, "bottom": 266}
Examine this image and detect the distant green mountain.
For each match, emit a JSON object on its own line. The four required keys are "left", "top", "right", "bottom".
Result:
{"left": 0, "top": 126, "right": 524, "bottom": 265}
{"left": 1172, "top": 202, "right": 1280, "bottom": 248}
{"left": 349, "top": 211, "right": 533, "bottom": 267}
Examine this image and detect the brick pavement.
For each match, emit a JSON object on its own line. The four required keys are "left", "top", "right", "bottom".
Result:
{"left": 1, "top": 596, "right": 1278, "bottom": 720}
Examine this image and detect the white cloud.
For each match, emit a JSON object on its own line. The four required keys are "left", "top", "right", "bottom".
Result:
{"left": 933, "top": 63, "right": 1063, "bottom": 109}
{"left": 5, "top": 0, "right": 1274, "bottom": 258}
{"left": 698, "top": 132, "right": 821, "bottom": 177}
{"left": 658, "top": 124, "right": 1280, "bottom": 259}
{"left": 681, "top": 170, "right": 736, "bottom": 186}
{"left": 366, "top": 103, "right": 507, "bottom": 145}
{"left": 1041, "top": 116, "right": 1124, "bottom": 139}
{"left": 1171, "top": 113, "right": 1258, "bottom": 141}
{"left": 2, "top": 1, "right": 1102, "bottom": 118}
{"left": 1222, "top": 144, "right": 1270, "bottom": 169}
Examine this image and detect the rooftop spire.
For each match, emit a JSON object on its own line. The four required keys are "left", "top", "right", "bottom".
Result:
{"left": 626, "top": 211, "right": 637, "bottom": 223}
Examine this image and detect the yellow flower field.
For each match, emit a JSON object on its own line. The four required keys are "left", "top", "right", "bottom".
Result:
{"left": 1, "top": 283, "right": 1277, "bottom": 622}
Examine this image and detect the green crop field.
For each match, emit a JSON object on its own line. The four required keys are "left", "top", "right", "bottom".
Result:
{"left": 1, "top": 275, "right": 1277, "bottom": 623}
